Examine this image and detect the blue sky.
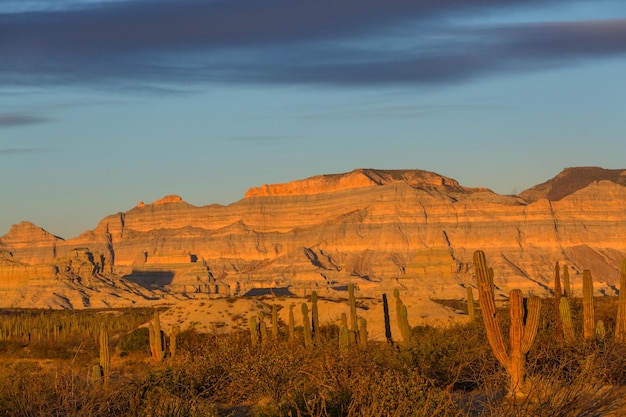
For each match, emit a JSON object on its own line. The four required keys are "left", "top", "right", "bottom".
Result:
{"left": 1, "top": 0, "right": 625, "bottom": 239}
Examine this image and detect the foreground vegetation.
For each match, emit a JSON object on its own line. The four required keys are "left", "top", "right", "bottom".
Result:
{"left": 0, "top": 294, "right": 626, "bottom": 416}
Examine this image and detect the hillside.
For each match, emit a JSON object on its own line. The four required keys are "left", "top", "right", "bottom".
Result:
{"left": 1, "top": 167, "right": 625, "bottom": 309}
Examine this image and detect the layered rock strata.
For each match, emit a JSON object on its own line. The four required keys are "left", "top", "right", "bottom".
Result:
{"left": 1, "top": 167, "right": 625, "bottom": 308}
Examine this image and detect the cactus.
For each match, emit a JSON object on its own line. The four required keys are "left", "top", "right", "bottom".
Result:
{"left": 554, "top": 261, "right": 564, "bottom": 342}
{"left": 258, "top": 312, "right": 268, "bottom": 343}
{"left": 616, "top": 260, "right": 626, "bottom": 343}
{"left": 582, "top": 270, "right": 595, "bottom": 341}
{"left": 311, "top": 291, "right": 319, "bottom": 339}
{"left": 596, "top": 320, "right": 606, "bottom": 341}
{"left": 271, "top": 304, "right": 279, "bottom": 339}
{"left": 467, "top": 287, "right": 476, "bottom": 321}
{"left": 563, "top": 264, "right": 571, "bottom": 298}
{"left": 249, "top": 316, "right": 259, "bottom": 347}
{"left": 382, "top": 293, "right": 393, "bottom": 345}
{"left": 288, "top": 304, "right": 295, "bottom": 341}
{"left": 559, "top": 297, "right": 576, "bottom": 343}
{"left": 99, "top": 326, "right": 110, "bottom": 383}
{"left": 348, "top": 283, "right": 358, "bottom": 333}
{"left": 302, "top": 303, "right": 312, "bottom": 349}
{"left": 339, "top": 313, "right": 350, "bottom": 352}
{"left": 91, "top": 364, "right": 103, "bottom": 385}
{"left": 474, "top": 250, "right": 541, "bottom": 398}
{"left": 170, "top": 325, "right": 180, "bottom": 358}
{"left": 358, "top": 318, "right": 368, "bottom": 350}
{"left": 148, "top": 311, "right": 165, "bottom": 363}
{"left": 394, "top": 288, "right": 411, "bottom": 346}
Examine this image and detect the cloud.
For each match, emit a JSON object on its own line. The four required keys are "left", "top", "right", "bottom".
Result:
{"left": 1, "top": 0, "right": 625, "bottom": 88}
{"left": 0, "top": 148, "right": 54, "bottom": 155}
{"left": 0, "top": 114, "right": 49, "bottom": 127}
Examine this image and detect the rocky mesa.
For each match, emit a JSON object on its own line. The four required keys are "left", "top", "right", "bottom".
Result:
{"left": 1, "top": 167, "right": 625, "bottom": 309}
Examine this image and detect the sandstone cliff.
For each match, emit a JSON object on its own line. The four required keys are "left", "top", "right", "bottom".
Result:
{"left": 1, "top": 167, "right": 625, "bottom": 308}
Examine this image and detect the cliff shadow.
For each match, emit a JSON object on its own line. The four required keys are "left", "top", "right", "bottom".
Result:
{"left": 123, "top": 269, "right": 175, "bottom": 290}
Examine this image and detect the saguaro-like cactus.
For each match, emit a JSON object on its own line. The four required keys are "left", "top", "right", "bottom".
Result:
{"left": 615, "top": 260, "right": 626, "bottom": 343}
{"left": 249, "top": 316, "right": 259, "bottom": 347}
{"left": 311, "top": 291, "right": 319, "bottom": 339}
{"left": 170, "top": 325, "right": 180, "bottom": 358}
{"left": 99, "top": 326, "right": 110, "bottom": 383}
{"left": 288, "top": 304, "right": 295, "bottom": 341}
{"left": 348, "top": 284, "right": 358, "bottom": 333}
{"left": 554, "top": 261, "right": 564, "bottom": 342}
{"left": 148, "top": 311, "right": 165, "bottom": 363}
{"left": 382, "top": 293, "right": 393, "bottom": 345}
{"left": 559, "top": 297, "right": 576, "bottom": 343}
{"left": 339, "top": 312, "right": 350, "bottom": 352}
{"left": 474, "top": 250, "right": 541, "bottom": 398}
{"left": 582, "top": 270, "right": 595, "bottom": 341}
{"left": 467, "top": 287, "right": 476, "bottom": 321}
{"left": 394, "top": 288, "right": 411, "bottom": 346}
{"left": 302, "top": 303, "right": 313, "bottom": 348}
{"left": 258, "top": 312, "right": 268, "bottom": 343}
{"left": 358, "top": 318, "right": 368, "bottom": 350}
{"left": 271, "top": 304, "right": 279, "bottom": 339}
{"left": 563, "top": 264, "right": 571, "bottom": 298}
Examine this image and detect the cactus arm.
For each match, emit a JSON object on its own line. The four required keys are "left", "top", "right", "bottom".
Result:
{"left": 521, "top": 296, "right": 541, "bottom": 354}
{"left": 474, "top": 251, "right": 509, "bottom": 370}
{"left": 509, "top": 290, "right": 524, "bottom": 396}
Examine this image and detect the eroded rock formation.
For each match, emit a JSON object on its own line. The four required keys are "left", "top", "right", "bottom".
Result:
{"left": 1, "top": 167, "right": 625, "bottom": 308}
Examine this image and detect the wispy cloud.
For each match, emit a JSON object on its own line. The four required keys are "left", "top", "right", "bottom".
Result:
{"left": 1, "top": 0, "right": 625, "bottom": 89}
{"left": 0, "top": 148, "right": 55, "bottom": 155}
{"left": 0, "top": 113, "right": 49, "bottom": 127}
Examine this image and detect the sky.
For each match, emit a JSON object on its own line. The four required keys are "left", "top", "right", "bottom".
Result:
{"left": 1, "top": 0, "right": 625, "bottom": 239}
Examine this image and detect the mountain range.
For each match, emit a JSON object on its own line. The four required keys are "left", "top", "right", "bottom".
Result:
{"left": 1, "top": 166, "right": 625, "bottom": 309}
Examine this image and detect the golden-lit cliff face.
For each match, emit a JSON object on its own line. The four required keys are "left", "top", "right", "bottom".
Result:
{"left": 1, "top": 167, "right": 625, "bottom": 308}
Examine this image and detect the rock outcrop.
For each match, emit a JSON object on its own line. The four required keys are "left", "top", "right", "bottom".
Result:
{"left": 1, "top": 167, "right": 625, "bottom": 308}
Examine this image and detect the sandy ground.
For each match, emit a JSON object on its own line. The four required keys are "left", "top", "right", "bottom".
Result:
{"left": 156, "top": 294, "right": 469, "bottom": 341}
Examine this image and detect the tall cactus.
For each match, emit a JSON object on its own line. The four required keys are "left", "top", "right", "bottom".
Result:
{"left": 554, "top": 261, "right": 563, "bottom": 342}
{"left": 582, "top": 270, "right": 595, "bottom": 340}
{"left": 467, "top": 287, "right": 476, "bottom": 321}
{"left": 563, "top": 264, "right": 571, "bottom": 298}
{"left": 382, "top": 293, "right": 393, "bottom": 345}
{"left": 249, "top": 316, "right": 259, "bottom": 347}
{"left": 258, "top": 312, "right": 268, "bottom": 343}
{"left": 99, "top": 326, "right": 110, "bottom": 383}
{"left": 170, "top": 325, "right": 180, "bottom": 358}
{"left": 311, "top": 291, "right": 319, "bottom": 339}
{"left": 358, "top": 318, "right": 368, "bottom": 350}
{"left": 288, "top": 304, "right": 295, "bottom": 341}
{"left": 339, "top": 312, "right": 350, "bottom": 352}
{"left": 559, "top": 297, "right": 576, "bottom": 343}
{"left": 474, "top": 250, "right": 541, "bottom": 398}
{"left": 394, "top": 288, "right": 411, "bottom": 346}
{"left": 616, "top": 260, "right": 626, "bottom": 343}
{"left": 348, "top": 283, "right": 358, "bottom": 333}
{"left": 148, "top": 311, "right": 165, "bottom": 363}
{"left": 271, "top": 304, "right": 279, "bottom": 339}
{"left": 302, "top": 303, "right": 313, "bottom": 349}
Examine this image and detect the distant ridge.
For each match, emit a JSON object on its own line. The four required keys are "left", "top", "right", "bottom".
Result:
{"left": 1, "top": 166, "right": 626, "bottom": 308}
{"left": 520, "top": 167, "right": 626, "bottom": 202}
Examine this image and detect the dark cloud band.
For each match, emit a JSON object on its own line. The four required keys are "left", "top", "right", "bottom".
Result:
{"left": 1, "top": 0, "right": 625, "bottom": 88}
